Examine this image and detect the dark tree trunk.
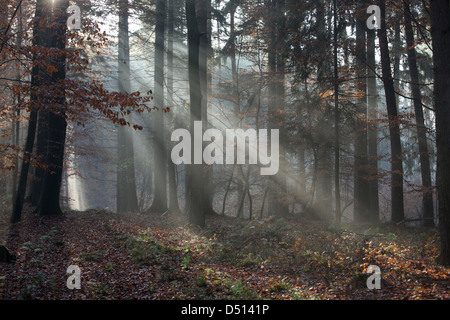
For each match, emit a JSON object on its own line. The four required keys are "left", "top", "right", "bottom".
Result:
{"left": 403, "top": 0, "right": 434, "bottom": 227}
{"left": 314, "top": 0, "right": 332, "bottom": 219}
{"left": 392, "top": 22, "right": 402, "bottom": 108}
{"left": 11, "top": 0, "right": 48, "bottom": 222}
{"left": 186, "top": 0, "right": 205, "bottom": 227}
{"left": 354, "top": 1, "right": 369, "bottom": 222}
{"left": 11, "top": 117, "right": 38, "bottom": 222}
{"left": 28, "top": 0, "right": 52, "bottom": 206}
{"left": 267, "top": 0, "right": 289, "bottom": 219}
{"left": 333, "top": 0, "right": 341, "bottom": 224}
{"left": 149, "top": 0, "right": 168, "bottom": 214}
{"left": 367, "top": 28, "right": 380, "bottom": 223}
{"left": 36, "top": 0, "right": 69, "bottom": 216}
{"left": 430, "top": 0, "right": 450, "bottom": 266}
{"left": 31, "top": 109, "right": 48, "bottom": 205}
{"left": 197, "top": 0, "right": 217, "bottom": 216}
{"left": 12, "top": 3, "right": 23, "bottom": 206}
{"left": 377, "top": 0, "right": 404, "bottom": 222}
{"left": 30, "top": 0, "right": 53, "bottom": 206}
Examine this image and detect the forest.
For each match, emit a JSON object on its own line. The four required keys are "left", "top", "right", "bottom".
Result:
{"left": 0, "top": 0, "right": 449, "bottom": 302}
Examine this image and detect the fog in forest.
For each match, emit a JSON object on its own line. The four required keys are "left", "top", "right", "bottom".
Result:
{"left": 1, "top": 0, "right": 450, "bottom": 301}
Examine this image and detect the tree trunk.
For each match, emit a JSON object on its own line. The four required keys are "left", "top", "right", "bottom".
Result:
{"left": 167, "top": 0, "right": 181, "bottom": 214}
{"left": 354, "top": 1, "right": 369, "bottom": 222}
{"left": 333, "top": 0, "right": 341, "bottom": 224}
{"left": 392, "top": 22, "right": 402, "bottom": 108}
{"left": 367, "top": 28, "right": 380, "bottom": 223}
{"left": 31, "top": 109, "right": 48, "bottom": 205}
{"left": 12, "top": 2, "right": 23, "bottom": 206}
{"left": 11, "top": 0, "right": 48, "bottom": 222}
{"left": 314, "top": 0, "right": 332, "bottom": 219}
{"left": 377, "top": 0, "right": 404, "bottom": 222}
{"left": 267, "top": 0, "right": 289, "bottom": 219}
{"left": 149, "top": 0, "right": 168, "bottom": 214}
{"left": 36, "top": 0, "right": 69, "bottom": 216}
{"left": 197, "top": 0, "right": 216, "bottom": 216}
{"left": 30, "top": 0, "right": 53, "bottom": 205}
{"left": 430, "top": 0, "right": 450, "bottom": 266}
{"left": 116, "top": 0, "right": 139, "bottom": 213}
{"left": 403, "top": 0, "right": 434, "bottom": 227}
{"left": 221, "top": 163, "right": 235, "bottom": 216}
{"left": 186, "top": 0, "right": 205, "bottom": 227}
{"left": 228, "top": 5, "right": 245, "bottom": 218}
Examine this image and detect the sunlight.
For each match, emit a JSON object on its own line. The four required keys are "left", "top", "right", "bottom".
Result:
{"left": 1, "top": 0, "right": 449, "bottom": 303}
{"left": 67, "top": 165, "right": 86, "bottom": 211}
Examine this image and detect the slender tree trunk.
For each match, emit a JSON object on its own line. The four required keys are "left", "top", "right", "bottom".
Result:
{"left": 403, "top": 0, "right": 434, "bottom": 227}
{"left": 354, "top": 1, "right": 369, "bottom": 222}
{"left": 296, "top": 77, "right": 309, "bottom": 207}
{"left": 333, "top": 0, "right": 341, "bottom": 224}
{"left": 167, "top": 0, "right": 181, "bottom": 214}
{"left": 228, "top": 5, "right": 245, "bottom": 218}
{"left": 377, "top": 0, "right": 404, "bottom": 222}
{"left": 186, "top": 0, "right": 205, "bottom": 227}
{"left": 230, "top": 6, "right": 237, "bottom": 116}
{"left": 221, "top": 163, "right": 235, "bottom": 216}
{"left": 31, "top": 109, "right": 48, "bottom": 205}
{"left": 149, "top": 0, "right": 168, "bottom": 213}
{"left": 198, "top": 0, "right": 216, "bottom": 216}
{"left": 392, "top": 22, "right": 401, "bottom": 108}
{"left": 236, "top": 166, "right": 248, "bottom": 219}
{"left": 267, "top": 0, "right": 289, "bottom": 219}
{"left": 367, "top": 28, "right": 380, "bottom": 223}
{"left": 12, "top": 2, "right": 23, "bottom": 206}
{"left": 260, "top": 188, "right": 268, "bottom": 218}
{"left": 117, "top": 0, "right": 138, "bottom": 213}
{"left": 430, "top": 0, "right": 450, "bottom": 266}
{"left": 314, "top": 0, "right": 332, "bottom": 218}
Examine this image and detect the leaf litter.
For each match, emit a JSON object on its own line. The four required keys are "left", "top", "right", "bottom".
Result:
{"left": 0, "top": 205, "right": 448, "bottom": 300}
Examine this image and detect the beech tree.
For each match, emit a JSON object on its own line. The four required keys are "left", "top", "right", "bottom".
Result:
{"left": 167, "top": 0, "right": 181, "bottom": 214}
{"left": 367, "top": 26, "right": 380, "bottom": 223}
{"left": 266, "top": 0, "right": 289, "bottom": 219}
{"left": 377, "top": 0, "right": 405, "bottom": 222}
{"left": 402, "top": 0, "right": 434, "bottom": 227}
{"left": 35, "top": 0, "right": 70, "bottom": 216}
{"left": 117, "top": 0, "right": 139, "bottom": 213}
{"left": 186, "top": 0, "right": 205, "bottom": 227}
{"left": 149, "top": 0, "right": 168, "bottom": 214}
{"left": 11, "top": 0, "right": 48, "bottom": 222}
{"left": 354, "top": 0, "right": 369, "bottom": 222}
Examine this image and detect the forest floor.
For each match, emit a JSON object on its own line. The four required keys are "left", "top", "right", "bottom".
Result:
{"left": 0, "top": 205, "right": 449, "bottom": 300}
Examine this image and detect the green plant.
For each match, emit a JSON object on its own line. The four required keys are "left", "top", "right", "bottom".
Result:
{"left": 181, "top": 255, "right": 191, "bottom": 269}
